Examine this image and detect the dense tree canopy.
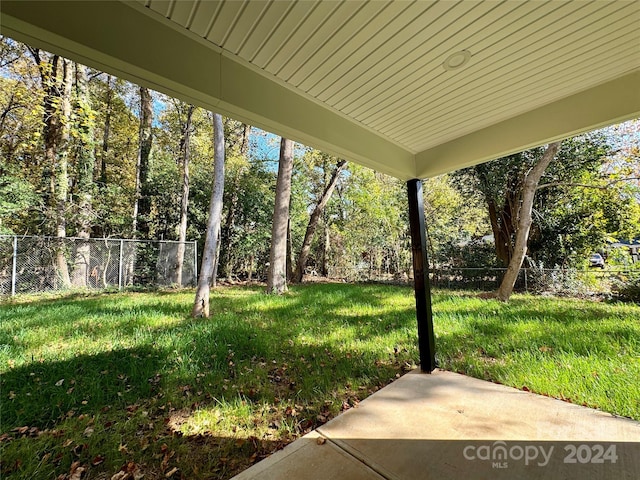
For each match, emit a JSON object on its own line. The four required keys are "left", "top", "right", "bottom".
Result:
{"left": 1, "top": 36, "right": 638, "bottom": 288}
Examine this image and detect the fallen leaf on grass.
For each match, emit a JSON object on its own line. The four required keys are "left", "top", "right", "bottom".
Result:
{"left": 111, "top": 461, "right": 144, "bottom": 480}
{"left": 91, "top": 455, "right": 105, "bottom": 466}
{"left": 72, "top": 444, "right": 87, "bottom": 456}
{"left": 165, "top": 467, "right": 178, "bottom": 478}
{"left": 68, "top": 461, "right": 85, "bottom": 480}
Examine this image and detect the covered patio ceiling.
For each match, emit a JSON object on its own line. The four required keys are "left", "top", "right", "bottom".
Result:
{"left": 2, "top": 0, "right": 639, "bottom": 180}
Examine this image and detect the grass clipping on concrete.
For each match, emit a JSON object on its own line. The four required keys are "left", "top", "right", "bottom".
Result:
{"left": 1, "top": 284, "right": 638, "bottom": 479}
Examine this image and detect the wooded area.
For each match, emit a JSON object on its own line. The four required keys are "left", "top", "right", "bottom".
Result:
{"left": 1, "top": 36, "right": 639, "bottom": 303}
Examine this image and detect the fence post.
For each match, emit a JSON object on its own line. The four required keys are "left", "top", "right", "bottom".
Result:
{"left": 11, "top": 236, "right": 18, "bottom": 296}
{"left": 118, "top": 239, "right": 124, "bottom": 291}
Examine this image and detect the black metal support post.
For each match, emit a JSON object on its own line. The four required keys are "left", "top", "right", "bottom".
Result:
{"left": 407, "top": 179, "right": 436, "bottom": 372}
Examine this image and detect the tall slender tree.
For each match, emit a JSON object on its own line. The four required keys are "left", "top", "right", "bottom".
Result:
{"left": 30, "top": 48, "right": 73, "bottom": 286}
{"left": 267, "top": 137, "right": 294, "bottom": 294}
{"left": 71, "top": 63, "right": 96, "bottom": 286}
{"left": 494, "top": 142, "right": 561, "bottom": 300}
{"left": 173, "top": 103, "right": 195, "bottom": 286}
{"left": 98, "top": 74, "right": 114, "bottom": 186}
{"left": 192, "top": 113, "right": 225, "bottom": 317}
{"left": 132, "top": 86, "right": 153, "bottom": 237}
{"left": 292, "top": 158, "right": 346, "bottom": 282}
{"left": 219, "top": 122, "right": 251, "bottom": 281}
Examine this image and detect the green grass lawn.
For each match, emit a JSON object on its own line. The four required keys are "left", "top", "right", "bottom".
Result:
{"left": 1, "top": 284, "right": 638, "bottom": 479}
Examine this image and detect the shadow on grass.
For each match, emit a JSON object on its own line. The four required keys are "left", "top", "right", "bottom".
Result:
{"left": 0, "top": 284, "right": 422, "bottom": 479}
{"left": 2, "top": 346, "right": 163, "bottom": 428}
{"left": 1, "top": 284, "right": 638, "bottom": 479}
{"left": 1, "top": 426, "right": 293, "bottom": 480}
{"left": 1, "top": 283, "right": 420, "bottom": 431}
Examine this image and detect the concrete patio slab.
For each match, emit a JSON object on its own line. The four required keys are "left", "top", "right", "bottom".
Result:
{"left": 233, "top": 369, "right": 640, "bottom": 480}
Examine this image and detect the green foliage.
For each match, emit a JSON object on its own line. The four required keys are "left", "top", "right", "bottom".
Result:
{"left": 287, "top": 148, "right": 346, "bottom": 273}
{"left": 2, "top": 35, "right": 637, "bottom": 288}
{"left": 422, "top": 174, "right": 489, "bottom": 266}
{"left": 216, "top": 158, "right": 275, "bottom": 278}
{"left": 612, "top": 271, "right": 640, "bottom": 303}
{"left": 329, "top": 165, "right": 409, "bottom": 279}
{"left": 0, "top": 166, "right": 37, "bottom": 234}
{"left": 453, "top": 130, "right": 639, "bottom": 268}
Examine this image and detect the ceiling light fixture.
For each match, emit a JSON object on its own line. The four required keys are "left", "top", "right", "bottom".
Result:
{"left": 443, "top": 50, "right": 472, "bottom": 71}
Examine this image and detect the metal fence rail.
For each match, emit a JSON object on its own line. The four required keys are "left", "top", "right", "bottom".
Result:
{"left": 329, "top": 263, "right": 635, "bottom": 297}
{"left": 0, "top": 235, "right": 197, "bottom": 296}
{"left": 429, "top": 267, "right": 633, "bottom": 295}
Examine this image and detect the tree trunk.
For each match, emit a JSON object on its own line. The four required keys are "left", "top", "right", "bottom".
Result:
{"left": 495, "top": 142, "right": 561, "bottom": 301}
{"left": 98, "top": 74, "right": 113, "bottom": 186}
{"left": 132, "top": 86, "right": 153, "bottom": 237}
{"left": 174, "top": 104, "right": 195, "bottom": 286}
{"left": 292, "top": 159, "right": 346, "bottom": 283}
{"left": 71, "top": 63, "right": 96, "bottom": 287}
{"left": 219, "top": 124, "right": 250, "bottom": 281}
{"left": 54, "top": 59, "right": 73, "bottom": 288}
{"left": 212, "top": 223, "right": 221, "bottom": 288}
{"left": 286, "top": 217, "right": 294, "bottom": 281}
{"left": 248, "top": 254, "right": 254, "bottom": 281}
{"left": 321, "top": 218, "right": 330, "bottom": 277}
{"left": 33, "top": 49, "right": 73, "bottom": 288}
{"left": 192, "top": 113, "right": 225, "bottom": 317}
{"left": 266, "top": 137, "right": 294, "bottom": 294}
{"left": 220, "top": 181, "right": 238, "bottom": 281}
{"left": 240, "top": 123, "right": 251, "bottom": 156}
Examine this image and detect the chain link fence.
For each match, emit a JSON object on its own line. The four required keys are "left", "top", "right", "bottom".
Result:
{"left": 327, "top": 261, "right": 635, "bottom": 298}
{"left": 0, "top": 235, "right": 197, "bottom": 296}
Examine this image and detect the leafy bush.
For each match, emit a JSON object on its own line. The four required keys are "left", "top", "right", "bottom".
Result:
{"left": 612, "top": 271, "right": 640, "bottom": 303}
